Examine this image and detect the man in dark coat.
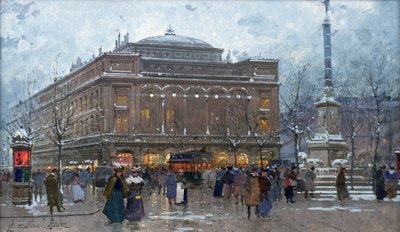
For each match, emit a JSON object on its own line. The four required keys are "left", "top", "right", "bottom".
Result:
{"left": 44, "top": 169, "right": 63, "bottom": 215}
{"left": 32, "top": 169, "right": 45, "bottom": 202}
{"left": 304, "top": 166, "right": 316, "bottom": 199}
{"left": 375, "top": 165, "right": 387, "bottom": 201}
{"left": 336, "top": 167, "right": 350, "bottom": 201}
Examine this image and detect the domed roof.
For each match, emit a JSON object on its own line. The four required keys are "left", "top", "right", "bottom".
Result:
{"left": 136, "top": 28, "right": 214, "bottom": 49}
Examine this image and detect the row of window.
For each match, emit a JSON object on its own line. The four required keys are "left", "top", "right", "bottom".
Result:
{"left": 116, "top": 93, "right": 271, "bottom": 109}
{"left": 136, "top": 49, "right": 220, "bottom": 61}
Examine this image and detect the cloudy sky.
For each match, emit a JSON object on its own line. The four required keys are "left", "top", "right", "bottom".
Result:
{"left": 1, "top": 0, "right": 399, "bottom": 114}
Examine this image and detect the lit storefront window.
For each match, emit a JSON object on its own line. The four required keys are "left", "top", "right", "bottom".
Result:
{"left": 214, "top": 152, "right": 229, "bottom": 168}
{"left": 236, "top": 153, "right": 249, "bottom": 167}
{"left": 112, "top": 153, "right": 133, "bottom": 168}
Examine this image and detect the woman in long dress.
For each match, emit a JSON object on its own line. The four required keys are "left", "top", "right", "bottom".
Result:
{"left": 257, "top": 169, "right": 272, "bottom": 217}
{"left": 176, "top": 169, "right": 188, "bottom": 205}
{"left": 103, "top": 167, "right": 129, "bottom": 224}
{"left": 213, "top": 168, "right": 225, "bottom": 197}
{"left": 165, "top": 170, "right": 177, "bottom": 205}
{"left": 384, "top": 166, "right": 398, "bottom": 199}
{"left": 125, "top": 166, "right": 145, "bottom": 222}
{"left": 336, "top": 167, "right": 350, "bottom": 201}
{"left": 71, "top": 173, "right": 85, "bottom": 203}
{"left": 233, "top": 168, "right": 247, "bottom": 205}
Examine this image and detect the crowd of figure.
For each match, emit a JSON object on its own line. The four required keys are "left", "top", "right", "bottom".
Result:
{"left": 100, "top": 164, "right": 317, "bottom": 224}
{"left": 5, "top": 161, "right": 397, "bottom": 224}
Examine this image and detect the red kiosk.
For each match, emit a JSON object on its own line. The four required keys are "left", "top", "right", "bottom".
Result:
{"left": 11, "top": 129, "right": 32, "bottom": 205}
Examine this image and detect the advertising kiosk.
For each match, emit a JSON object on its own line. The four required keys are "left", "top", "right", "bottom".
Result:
{"left": 11, "top": 129, "right": 32, "bottom": 205}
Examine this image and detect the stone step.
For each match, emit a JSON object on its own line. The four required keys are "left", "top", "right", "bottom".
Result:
{"left": 315, "top": 185, "right": 372, "bottom": 190}
{"left": 315, "top": 181, "right": 371, "bottom": 186}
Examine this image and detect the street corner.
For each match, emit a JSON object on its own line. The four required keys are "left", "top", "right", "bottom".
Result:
{"left": 0, "top": 198, "right": 99, "bottom": 218}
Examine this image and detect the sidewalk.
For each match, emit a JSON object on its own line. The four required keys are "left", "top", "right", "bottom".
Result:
{"left": 0, "top": 181, "right": 99, "bottom": 218}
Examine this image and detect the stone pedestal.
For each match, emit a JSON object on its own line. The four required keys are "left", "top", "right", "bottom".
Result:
{"left": 307, "top": 133, "right": 347, "bottom": 166}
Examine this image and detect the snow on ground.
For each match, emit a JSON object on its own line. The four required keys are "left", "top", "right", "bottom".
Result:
{"left": 308, "top": 206, "right": 376, "bottom": 212}
{"left": 150, "top": 211, "right": 209, "bottom": 221}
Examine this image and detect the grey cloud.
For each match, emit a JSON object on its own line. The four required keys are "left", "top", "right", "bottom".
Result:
{"left": 237, "top": 14, "right": 278, "bottom": 38}
{"left": 0, "top": 0, "right": 36, "bottom": 20}
{"left": 185, "top": 5, "right": 196, "bottom": 11}
{"left": 1, "top": 36, "right": 20, "bottom": 49}
{"left": 31, "top": 9, "right": 40, "bottom": 17}
{"left": 237, "top": 15, "right": 264, "bottom": 26}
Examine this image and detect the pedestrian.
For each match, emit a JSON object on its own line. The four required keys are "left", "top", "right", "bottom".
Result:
{"left": 44, "top": 169, "right": 63, "bottom": 215}
{"left": 257, "top": 169, "right": 272, "bottom": 217}
{"left": 245, "top": 168, "right": 260, "bottom": 219}
{"left": 221, "top": 166, "right": 234, "bottom": 199}
{"left": 268, "top": 167, "right": 280, "bottom": 202}
{"left": 336, "top": 167, "right": 350, "bottom": 201}
{"left": 285, "top": 166, "right": 299, "bottom": 203}
{"left": 275, "top": 165, "right": 285, "bottom": 201}
{"left": 374, "top": 165, "right": 386, "bottom": 201}
{"left": 384, "top": 166, "right": 398, "bottom": 199}
{"left": 32, "top": 169, "right": 45, "bottom": 202}
{"left": 165, "top": 170, "right": 177, "bottom": 205}
{"left": 142, "top": 168, "right": 152, "bottom": 195}
{"left": 125, "top": 165, "right": 145, "bottom": 222}
{"left": 304, "top": 166, "right": 317, "bottom": 199}
{"left": 233, "top": 168, "right": 247, "bottom": 205}
{"left": 176, "top": 169, "right": 188, "bottom": 205}
{"left": 71, "top": 173, "right": 85, "bottom": 203}
{"left": 213, "top": 167, "right": 225, "bottom": 197}
{"left": 102, "top": 167, "right": 129, "bottom": 225}
{"left": 201, "top": 166, "right": 214, "bottom": 192}
{"left": 158, "top": 167, "right": 166, "bottom": 195}
{"left": 79, "top": 168, "right": 90, "bottom": 189}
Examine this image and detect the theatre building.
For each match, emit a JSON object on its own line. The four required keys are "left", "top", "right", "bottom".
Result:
{"left": 11, "top": 28, "right": 281, "bottom": 170}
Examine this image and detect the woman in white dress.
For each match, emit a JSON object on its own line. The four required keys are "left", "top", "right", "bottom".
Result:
{"left": 176, "top": 169, "right": 188, "bottom": 205}
{"left": 71, "top": 173, "right": 85, "bottom": 203}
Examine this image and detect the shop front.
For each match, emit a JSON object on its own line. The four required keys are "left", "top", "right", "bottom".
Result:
{"left": 111, "top": 152, "right": 134, "bottom": 168}
{"left": 169, "top": 152, "right": 197, "bottom": 172}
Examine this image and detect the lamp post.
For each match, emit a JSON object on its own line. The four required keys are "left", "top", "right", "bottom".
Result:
{"left": 350, "top": 130, "right": 356, "bottom": 190}
{"left": 289, "top": 124, "right": 304, "bottom": 169}
{"left": 372, "top": 122, "right": 380, "bottom": 190}
{"left": 228, "top": 137, "right": 241, "bottom": 166}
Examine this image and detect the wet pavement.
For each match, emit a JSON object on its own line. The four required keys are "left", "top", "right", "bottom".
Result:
{"left": 1, "top": 181, "right": 399, "bottom": 232}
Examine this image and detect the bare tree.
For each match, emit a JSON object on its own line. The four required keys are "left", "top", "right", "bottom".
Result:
{"left": 1, "top": 71, "right": 44, "bottom": 144}
{"left": 337, "top": 86, "right": 368, "bottom": 189}
{"left": 280, "top": 62, "right": 320, "bottom": 169}
{"left": 345, "top": 45, "right": 398, "bottom": 188}
{"left": 212, "top": 102, "right": 242, "bottom": 167}
{"left": 229, "top": 95, "right": 279, "bottom": 169}
{"left": 40, "top": 54, "right": 75, "bottom": 207}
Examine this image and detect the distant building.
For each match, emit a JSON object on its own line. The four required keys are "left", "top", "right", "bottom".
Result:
{"left": 10, "top": 28, "right": 281, "bottom": 170}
